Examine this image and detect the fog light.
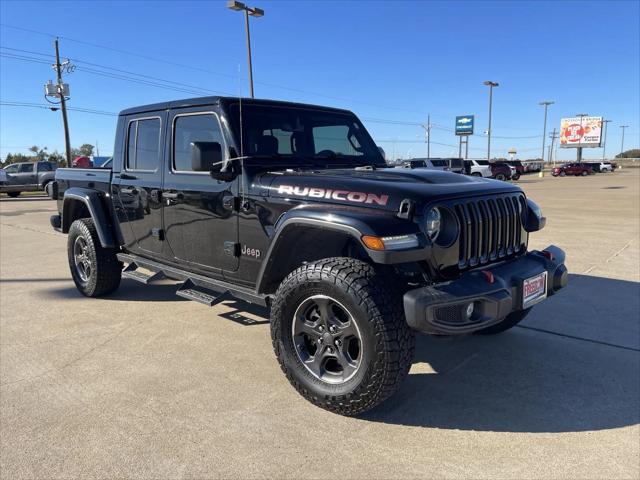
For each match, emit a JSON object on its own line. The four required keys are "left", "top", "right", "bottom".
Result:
{"left": 465, "top": 302, "right": 475, "bottom": 319}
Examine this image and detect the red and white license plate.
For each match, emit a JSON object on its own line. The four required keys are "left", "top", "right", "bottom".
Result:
{"left": 522, "top": 272, "right": 548, "bottom": 308}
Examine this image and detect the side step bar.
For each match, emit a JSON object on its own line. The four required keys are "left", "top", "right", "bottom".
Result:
{"left": 122, "top": 262, "right": 166, "bottom": 284}
{"left": 117, "top": 253, "right": 268, "bottom": 307}
{"left": 176, "top": 280, "right": 232, "bottom": 307}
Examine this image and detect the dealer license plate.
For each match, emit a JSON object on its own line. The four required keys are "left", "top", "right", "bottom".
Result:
{"left": 522, "top": 272, "right": 548, "bottom": 309}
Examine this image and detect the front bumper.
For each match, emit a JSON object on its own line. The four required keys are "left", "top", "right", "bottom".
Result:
{"left": 404, "top": 245, "right": 568, "bottom": 334}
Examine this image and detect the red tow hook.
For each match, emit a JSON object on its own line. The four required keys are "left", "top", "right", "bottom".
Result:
{"left": 482, "top": 270, "right": 495, "bottom": 284}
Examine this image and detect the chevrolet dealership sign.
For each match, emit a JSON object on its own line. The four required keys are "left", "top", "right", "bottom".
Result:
{"left": 455, "top": 115, "right": 474, "bottom": 136}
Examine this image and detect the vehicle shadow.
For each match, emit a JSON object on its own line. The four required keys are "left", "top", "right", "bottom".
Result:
{"left": 361, "top": 273, "right": 640, "bottom": 433}
{"left": 41, "top": 280, "right": 190, "bottom": 302}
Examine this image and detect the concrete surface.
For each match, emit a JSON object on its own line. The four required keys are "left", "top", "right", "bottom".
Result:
{"left": 1, "top": 170, "right": 639, "bottom": 479}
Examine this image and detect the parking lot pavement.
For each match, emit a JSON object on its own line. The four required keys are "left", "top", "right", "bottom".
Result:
{"left": 1, "top": 171, "right": 639, "bottom": 479}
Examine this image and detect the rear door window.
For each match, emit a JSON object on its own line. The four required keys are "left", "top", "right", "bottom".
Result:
{"left": 126, "top": 118, "right": 161, "bottom": 171}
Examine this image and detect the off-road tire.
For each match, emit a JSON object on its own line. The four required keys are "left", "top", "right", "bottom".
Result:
{"left": 474, "top": 308, "right": 531, "bottom": 335}
{"left": 270, "top": 257, "right": 415, "bottom": 416}
{"left": 7, "top": 191, "right": 20, "bottom": 198}
{"left": 67, "top": 218, "right": 122, "bottom": 297}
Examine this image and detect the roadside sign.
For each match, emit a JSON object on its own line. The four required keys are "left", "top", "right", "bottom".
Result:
{"left": 560, "top": 117, "right": 602, "bottom": 148}
{"left": 455, "top": 115, "right": 474, "bottom": 136}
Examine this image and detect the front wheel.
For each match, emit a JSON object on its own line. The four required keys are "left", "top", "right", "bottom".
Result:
{"left": 67, "top": 218, "right": 122, "bottom": 297}
{"left": 560, "top": 171, "right": 566, "bottom": 177}
{"left": 6, "top": 191, "right": 20, "bottom": 198}
{"left": 271, "top": 258, "right": 415, "bottom": 416}
{"left": 581, "top": 170, "right": 588, "bottom": 176}
{"left": 495, "top": 173, "right": 506, "bottom": 181}
{"left": 471, "top": 172, "right": 482, "bottom": 177}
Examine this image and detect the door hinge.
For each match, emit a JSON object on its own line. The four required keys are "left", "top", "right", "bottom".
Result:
{"left": 151, "top": 228, "right": 165, "bottom": 241}
{"left": 224, "top": 241, "right": 241, "bottom": 257}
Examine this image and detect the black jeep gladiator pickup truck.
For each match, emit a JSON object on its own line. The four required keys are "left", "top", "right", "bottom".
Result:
{"left": 50, "top": 97, "right": 568, "bottom": 415}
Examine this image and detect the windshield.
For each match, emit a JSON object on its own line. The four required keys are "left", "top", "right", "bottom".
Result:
{"left": 227, "top": 103, "right": 386, "bottom": 168}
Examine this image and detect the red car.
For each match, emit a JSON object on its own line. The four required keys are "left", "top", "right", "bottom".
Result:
{"left": 490, "top": 162, "right": 512, "bottom": 181}
{"left": 552, "top": 163, "right": 593, "bottom": 177}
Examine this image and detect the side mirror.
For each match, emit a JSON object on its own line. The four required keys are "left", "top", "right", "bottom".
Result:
{"left": 191, "top": 141, "right": 223, "bottom": 172}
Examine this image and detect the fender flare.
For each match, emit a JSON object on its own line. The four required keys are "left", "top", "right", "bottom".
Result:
{"left": 255, "top": 207, "right": 429, "bottom": 294}
{"left": 62, "top": 187, "right": 116, "bottom": 248}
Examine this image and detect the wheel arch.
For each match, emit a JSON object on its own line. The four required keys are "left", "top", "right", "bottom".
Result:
{"left": 62, "top": 188, "right": 117, "bottom": 248}
{"left": 255, "top": 208, "right": 428, "bottom": 295}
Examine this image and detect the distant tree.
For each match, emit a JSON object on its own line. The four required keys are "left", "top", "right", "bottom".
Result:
{"left": 28, "top": 145, "right": 48, "bottom": 161}
{"left": 615, "top": 149, "right": 640, "bottom": 159}
{"left": 78, "top": 144, "right": 94, "bottom": 157}
{"left": 48, "top": 151, "right": 66, "bottom": 167}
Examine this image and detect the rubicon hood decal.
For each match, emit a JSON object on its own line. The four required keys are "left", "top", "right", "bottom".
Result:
{"left": 278, "top": 185, "right": 389, "bottom": 206}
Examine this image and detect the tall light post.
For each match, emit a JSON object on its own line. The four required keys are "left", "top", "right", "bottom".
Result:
{"left": 601, "top": 119, "right": 612, "bottom": 160}
{"left": 539, "top": 101, "right": 554, "bottom": 163}
{"left": 483, "top": 81, "right": 499, "bottom": 161}
{"left": 227, "top": 1, "right": 264, "bottom": 98}
{"left": 620, "top": 125, "right": 629, "bottom": 155}
{"left": 576, "top": 113, "right": 588, "bottom": 161}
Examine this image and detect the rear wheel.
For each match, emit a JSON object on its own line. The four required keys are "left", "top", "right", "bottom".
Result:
{"left": 581, "top": 170, "right": 588, "bottom": 176}
{"left": 7, "top": 191, "right": 20, "bottom": 198}
{"left": 271, "top": 258, "right": 415, "bottom": 416}
{"left": 67, "top": 218, "right": 122, "bottom": 297}
{"left": 495, "top": 173, "right": 506, "bottom": 181}
{"left": 475, "top": 309, "right": 531, "bottom": 335}
{"left": 471, "top": 172, "right": 482, "bottom": 177}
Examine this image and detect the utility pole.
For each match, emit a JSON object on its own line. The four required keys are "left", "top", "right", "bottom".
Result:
{"left": 484, "top": 81, "right": 499, "bottom": 161}
{"left": 539, "top": 101, "right": 554, "bottom": 162}
{"left": 548, "top": 128, "right": 558, "bottom": 165}
{"left": 421, "top": 115, "right": 431, "bottom": 158}
{"left": 427, "top": 114, "right": 430, "bottom": 158}
{"left": 620, "top": 125, "right": 629, "bottom": 155}
{"left": 54, "top": 38, "right": 72, "bottom": 164}
{"left": 601, "top": 119, "right": 612, "bottom": 160}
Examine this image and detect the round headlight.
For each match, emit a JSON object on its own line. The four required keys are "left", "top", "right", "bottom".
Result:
{"left": 425, "top": 207, "right": 441, "bottom": 240}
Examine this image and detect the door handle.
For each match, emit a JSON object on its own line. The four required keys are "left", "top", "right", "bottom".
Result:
{"left": 120, "top": 187, "right": 138, "bottom": 195}
{"left": 119, "top": 173, "right": 137, "bottom": 180}
{"left": 163, "top": 192, "right": 183, "bottom": 200}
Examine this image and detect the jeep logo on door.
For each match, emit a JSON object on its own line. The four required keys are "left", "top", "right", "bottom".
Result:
{"left": 277, "top": 185, "right": 389, "bottom": 206}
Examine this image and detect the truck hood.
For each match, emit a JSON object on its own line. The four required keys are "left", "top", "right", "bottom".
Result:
{"left": 254, "top": 168, "right": 522, "bottom": 213}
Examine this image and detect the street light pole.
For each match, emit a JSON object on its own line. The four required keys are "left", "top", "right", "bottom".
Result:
{"left": 601, "top": 119, "right": 612, "bottom": 160}
{"left": 227, "top": 1, "right": 264, "bottom": 98}
{"left": 483, "top": 81, "right": 498, "bottom": 161}
{"left": 539, "top": 101, "right": 554, "bottom": 163}
{"left": 620, "top": 125, "right": 629, "bottom": 155}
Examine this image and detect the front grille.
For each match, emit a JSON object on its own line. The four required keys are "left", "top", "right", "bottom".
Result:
{"left": 454, "top": 194, "right": 526, "bottom": 269}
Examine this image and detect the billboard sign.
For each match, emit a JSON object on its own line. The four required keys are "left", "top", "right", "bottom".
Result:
{"left": 560, "top": 116, "right": 602, "bottom": 148}
{"left": 455, "top": 115, "right": 474, "bottom": 136}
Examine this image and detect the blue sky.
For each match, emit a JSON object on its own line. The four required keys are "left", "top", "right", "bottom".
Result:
{"left": 1, "top": 0, "right": 638, "bottom": 162}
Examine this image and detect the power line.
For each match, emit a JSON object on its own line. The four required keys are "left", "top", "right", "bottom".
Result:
{"left": 0, "top": 23, "right": 431, "bottom": 115}
{"left": 1, "top": 101, "right": 117, "bottom": 116}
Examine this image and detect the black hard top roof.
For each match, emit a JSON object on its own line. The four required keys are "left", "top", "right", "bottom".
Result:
{"left": 119, "top": 96, "right": 353, "bottom": 116}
